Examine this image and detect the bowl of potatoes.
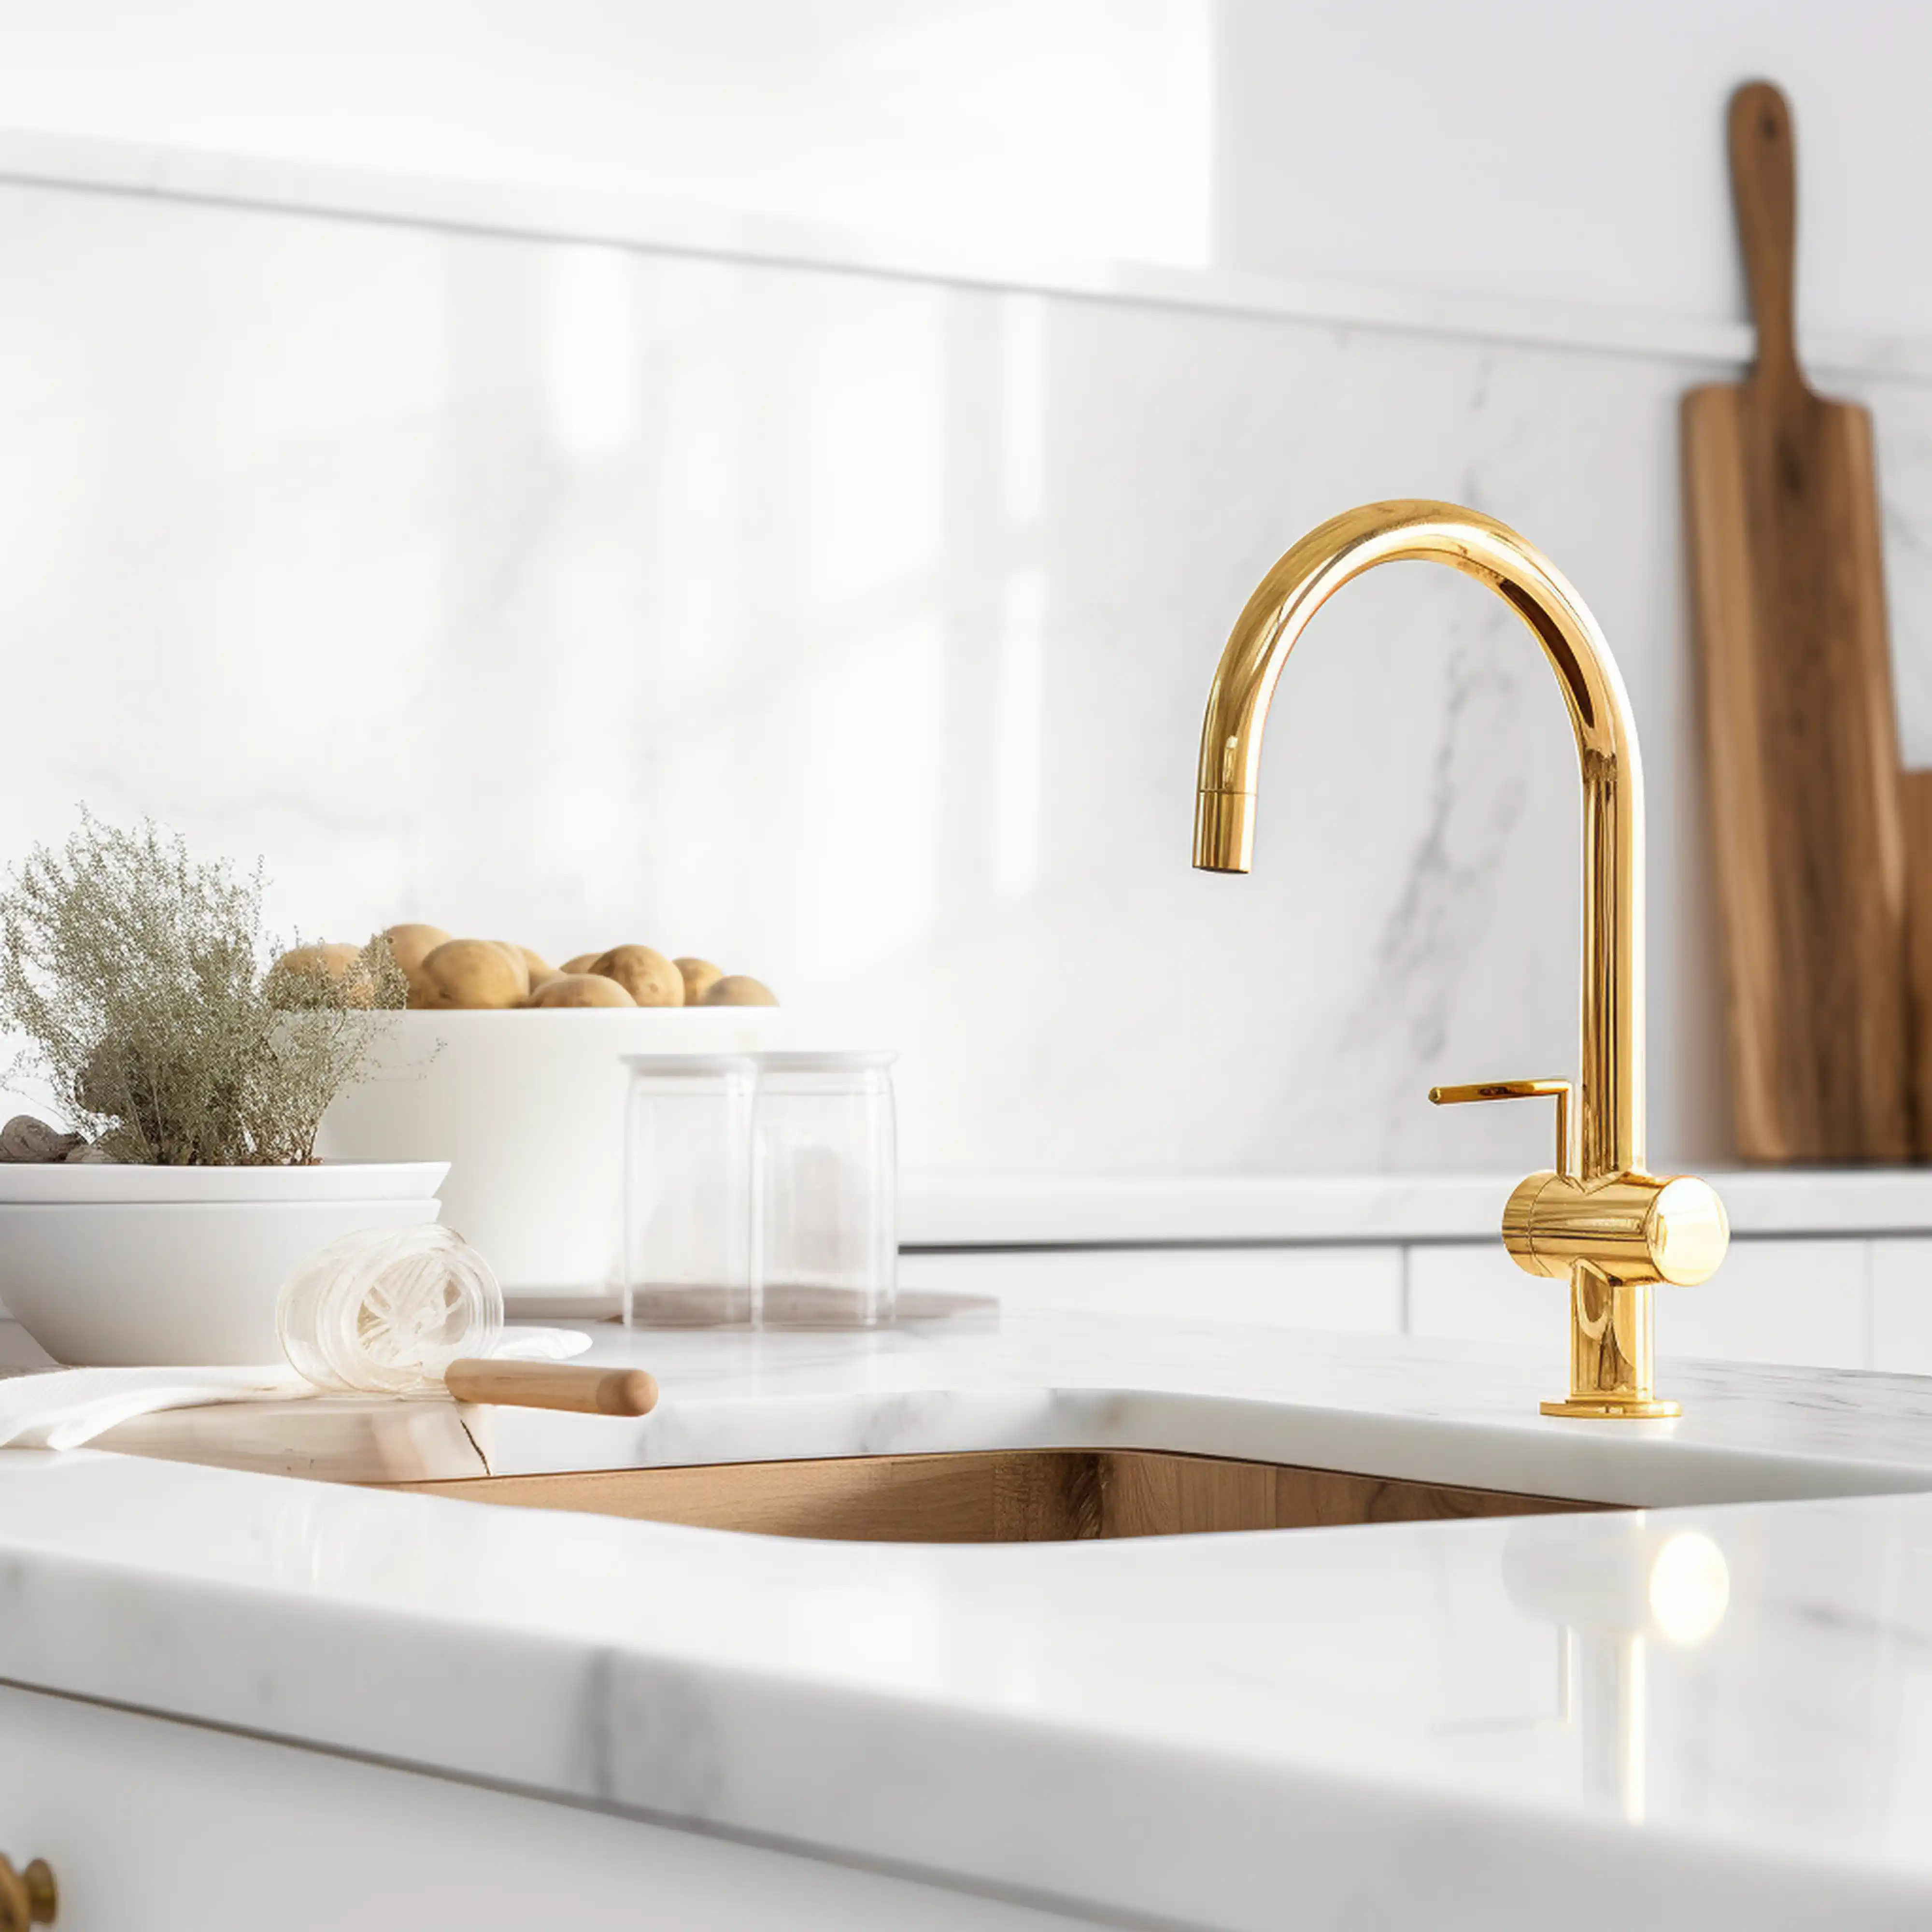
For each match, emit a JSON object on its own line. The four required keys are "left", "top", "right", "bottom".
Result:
{"left": 314, "top": 924, "right": 785, "bottom": 1299}
{"left": 370, "top": 924, "right": 776, "bottom": 1015}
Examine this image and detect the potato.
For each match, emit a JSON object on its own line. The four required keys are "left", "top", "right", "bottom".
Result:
{"left": 382, "top": 923, "right": 450, "bottom": 986}
{"left": 274, "top": 941, "right": 362, "bottom": 982}
{"left": 702, "top": 974, "right": 778, "bottom": 1007}
{"left": 560, "top": 952, "right": 602, "bottom": 975}
{"left": 592, "top": 945, "right": 684, "bottom": 1007}
{"left": 505, "top": 945, "right": 557, "bottom": 994}
{"left": 271, "top": 942, "right": 377, "bottom": 1008}
{"left": 478, "top": 943, "right": 532, "bottom": 1001}
{"left": 527, "top": 972, "right": 637, "bottom": 1009}
{"left": 414, "top": 938, "right": 528, "bottom": 1010}
{"left": 674, "top": 956, "right": 724, "bottom": 1006}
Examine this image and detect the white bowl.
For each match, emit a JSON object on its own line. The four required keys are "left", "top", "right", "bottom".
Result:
{"left": 317, "top": 1009, "right": 783, "bottom": 1294}
{"left": 0, "top": 1162, "right": 447, "bottom": 1365}
{"left": 0, "top": 1158, "right": 446, "bottom": 1205}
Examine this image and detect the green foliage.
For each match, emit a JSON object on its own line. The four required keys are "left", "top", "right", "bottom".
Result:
{"left": 0, "top": 812, "right": 403, "bottom": 1165}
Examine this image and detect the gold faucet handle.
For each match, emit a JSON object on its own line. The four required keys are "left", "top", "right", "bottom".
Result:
{"left": 1503, "top": 1170, "right": 1731, "bottom": 1287}
{"left": 1429, "top": 1079, "right": 1572, "bottom": 1179}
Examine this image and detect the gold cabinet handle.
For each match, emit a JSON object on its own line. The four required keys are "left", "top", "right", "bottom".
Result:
{"left": 0, "top": 1856, "right": 55, "bottom": 1930}
{"left": 1429, "top": 1078, "right": 1572, "bottom": 1179}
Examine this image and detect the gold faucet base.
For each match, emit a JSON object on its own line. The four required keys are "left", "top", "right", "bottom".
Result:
{"left": 1540, "top": 1397, "right": 1680, "bottom": 1421}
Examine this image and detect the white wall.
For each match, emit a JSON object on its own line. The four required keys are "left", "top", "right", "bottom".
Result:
{"left": 2, "top": 1, "right": 1930, "bottom": 337}
{"left": 0, "top": 1, "right": 1218, "bottom": 269}
{"left": 0, "top": 3, "right": 1927, "bottom": 1178}
{"left": 1214, "top": 0, "right": 1932, "bottom": 338}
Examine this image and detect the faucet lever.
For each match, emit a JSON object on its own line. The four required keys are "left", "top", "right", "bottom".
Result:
{"left": 1429, "top": 1079, "right": 1572, "bottom": 1180}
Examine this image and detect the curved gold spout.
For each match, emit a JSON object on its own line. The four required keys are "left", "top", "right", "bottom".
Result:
{"left": 1194, "top": 500, "right": 1727, "bottom": 1418}
{"left": 1195, "top": 500, "right": 1640, "bottom": 1178}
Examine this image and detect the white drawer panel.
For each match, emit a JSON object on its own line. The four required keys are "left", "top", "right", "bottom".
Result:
{"left": 0, "top": 1684, "right": 1081, "bottom": 1932}
{"left": 1408, "top": 1238, "right": 1870, "bottom": 1370}
{"left": 1657, "top": 1238, "right": 1868, "bottom": 1369}
{"left": 899, "top": 1244, "right": 1403, "bottom": 1333}
{"left": 1870, "top": 1238, "right": 1932, "bottom": 1374}
{"left": 1406, "top": 1243, "right": 1569, "bottom": 1357}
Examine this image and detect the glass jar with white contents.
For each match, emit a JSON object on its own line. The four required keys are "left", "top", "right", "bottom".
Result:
{"left": 621, "top": 1053, "right": 757, "bottom": 1327}
{"left": 751, "top": 1050, "right": 897, "bottom": 1329}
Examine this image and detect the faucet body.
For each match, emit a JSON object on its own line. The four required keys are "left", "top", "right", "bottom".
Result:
{"left": 1195, "top": 501, "right": 1727, "bottom": 1418}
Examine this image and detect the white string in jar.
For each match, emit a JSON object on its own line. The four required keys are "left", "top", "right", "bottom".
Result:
{"left": 276, "top": 1223, "right": 503, "bottom": 1394}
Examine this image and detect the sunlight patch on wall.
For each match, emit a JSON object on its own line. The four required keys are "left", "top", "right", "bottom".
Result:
{"left": 655, "top": 303, "right": 746, "bottom": 696}
{"left": 1001, "top": 292, "right": 1047, "bottom": 525}
{"left": 543, "top": 243, "right": 637, "bottom": 453}
{"left": 785, "top": 616, "right": 946, "bottom": 975}
{"left": 993, "top": 568, "right": 1046, "bottom": 897}
{"left": 801, "top": 291, "right": 945, "bottom": 603}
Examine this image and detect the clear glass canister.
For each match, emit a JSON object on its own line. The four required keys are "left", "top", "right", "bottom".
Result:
{"left": 621, "top": 1053, "right": 756, "bottom": 1327}
{"left": 752, "top": 1050, "right": 897, "bottom": 1329}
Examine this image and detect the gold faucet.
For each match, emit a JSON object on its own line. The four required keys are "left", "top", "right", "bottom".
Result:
{"left": 1194, "top": 501, "right": 1729, "bottom": 1418}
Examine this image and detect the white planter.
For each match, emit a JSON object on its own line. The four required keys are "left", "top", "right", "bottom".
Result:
{"left": 316, "top": 1009, "right": 783, "bottom": 1295}
{"left": 0, "top": 1161, "right": 447, "bottom": 1366}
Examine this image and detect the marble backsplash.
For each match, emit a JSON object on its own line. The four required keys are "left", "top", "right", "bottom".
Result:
{"left": 3, "top": 176, "right": 1931, "bottom": 1177}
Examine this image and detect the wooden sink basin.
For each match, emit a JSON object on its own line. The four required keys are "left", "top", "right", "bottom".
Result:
{"left": 385, "top": 1449, "right": 1603, "bottom": 1542}
{"left": 91, "top": 1397, "right": 1609, "bottom": 1543}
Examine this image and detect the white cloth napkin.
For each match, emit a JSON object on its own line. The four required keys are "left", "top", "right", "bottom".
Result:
{"left": 0, "top": 1326, "right": 593, "bottom": 1452}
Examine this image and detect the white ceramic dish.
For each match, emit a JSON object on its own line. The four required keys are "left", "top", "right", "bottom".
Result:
{"left": 0, "top": 1196, "right": 442, "bottom": 1365}
{"left": 317, "top": 1010, "right": 784, "bottom": 1294}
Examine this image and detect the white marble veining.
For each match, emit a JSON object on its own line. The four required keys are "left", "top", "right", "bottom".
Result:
{"left": 9, "top": 176, "right": 1932, "bottom": 1183}
{"left": 4, "top": 165, "right": 1932, "bottom": 1188}
{"left": 2, "top": 1308, "right": 1932, "bottom": 1926}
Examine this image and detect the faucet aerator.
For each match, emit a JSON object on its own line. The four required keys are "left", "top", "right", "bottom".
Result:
{"left": 1192, "top": 789, "right": 1254, "bottom": 873}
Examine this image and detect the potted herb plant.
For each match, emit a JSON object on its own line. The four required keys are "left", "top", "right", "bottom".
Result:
{"left": 0, "top": 814, "right": 447, "bottom": 1364}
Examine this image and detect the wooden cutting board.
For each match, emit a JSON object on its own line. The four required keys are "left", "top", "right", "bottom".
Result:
{"left": 1682, "top": 79, "right": 1911, "bottom": 1163}
{"left": 1903, "top": 771, "right": 1932, "bottom": 1154}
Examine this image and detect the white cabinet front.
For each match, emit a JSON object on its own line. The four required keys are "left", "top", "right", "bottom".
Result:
{"left": 0, "top": 1685, "right": 1084, "bottom": 1931}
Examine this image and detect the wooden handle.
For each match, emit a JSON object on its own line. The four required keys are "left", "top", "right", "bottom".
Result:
{"left": 444, "top": 1359, "right": 659, "bottom": 1417}
{"left": 1728, "top": 79, "right": 1803, "bottom": 389}
{"left": 0, "top": 1856, "right": 55, "bottom": 1932}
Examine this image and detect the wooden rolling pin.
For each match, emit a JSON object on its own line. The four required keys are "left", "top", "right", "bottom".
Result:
{"left": 443, "top": 1359, "right": 658, "bottom": 1417}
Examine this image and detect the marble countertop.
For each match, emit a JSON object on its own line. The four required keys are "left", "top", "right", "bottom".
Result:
{"left": 91, "top": 1307, "right": 1932, "bottom": 1507}
{"left": 900, "top": 1167, "right": 1932, "bottom": 1246}
{"left": 7, "top": 1306, "right": 1932, "bottom": 1927}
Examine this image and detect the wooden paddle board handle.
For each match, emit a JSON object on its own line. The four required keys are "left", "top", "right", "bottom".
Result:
{"left": 445, "top": 1359, "right": 659, "bottom": 1417}
{"left": 1728, "top": 79, "right": 1802, "bottom": 389}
